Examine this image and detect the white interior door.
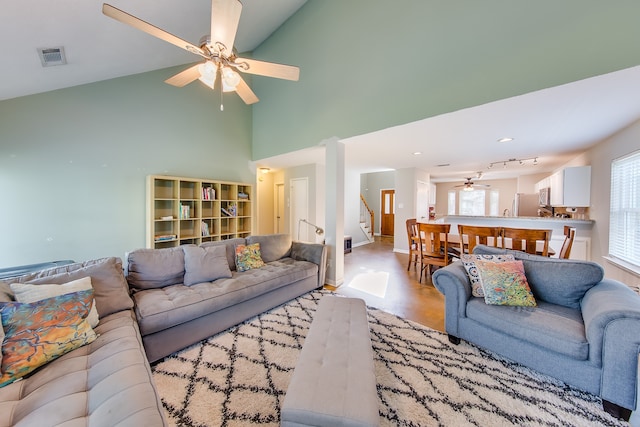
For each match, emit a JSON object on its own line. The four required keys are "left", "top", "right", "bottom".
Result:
{"left": 290, "top": 177, "right": 309, "bottom": 241}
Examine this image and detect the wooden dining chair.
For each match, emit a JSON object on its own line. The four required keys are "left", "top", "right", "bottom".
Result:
{"left": 417, "top": 222, "right": 452, "bottom": 282}
{"left": 457, "top": 224, "right": 502, "bottom": 254}
{"left": 501, "top": 227, "right": 552, "bottom": 256}
{"left": 406, "top": 218, "right": 420, "bottom": 270}
{"left": 559, "top": 226, "right": 576, "bottom": 259}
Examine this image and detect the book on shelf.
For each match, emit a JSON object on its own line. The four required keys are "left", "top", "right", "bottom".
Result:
{"left": 180, "top": 204, "right": 190, "bottom": 219}
{"left": 202, "top": 187, "right": 216, "bottom": 200}
{"left": 155, "top": 234, "right": 177, "bottom": 242}
{"left": 221, "top": 207, "right": 233, "bottom": 217}
{"left": 201, "top": 220, "right": 210, "bottom": 237}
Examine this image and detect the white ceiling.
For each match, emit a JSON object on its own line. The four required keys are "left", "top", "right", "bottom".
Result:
{"left": 257, "top": 64, "right": 640, "bottom": 182}
{"left": 0, "top": 0, "right": 307, "bottom": 101}
{"left": 3, "top": 1, "right": 640, "bottom": 184}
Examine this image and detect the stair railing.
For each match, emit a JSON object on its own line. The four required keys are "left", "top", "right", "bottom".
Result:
{"left": 360, "top": 194, "right": 375, "bottom": 239}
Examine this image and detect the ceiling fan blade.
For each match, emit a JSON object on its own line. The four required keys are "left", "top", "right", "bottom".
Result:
{"left": 102, "top": 4, "right": 207, "bottom": 58}
{"left": 235, "top": 58, "right": 300, "bottom": 81}
{"left": 164, "top": 64, "right": 202, "bottom": 87}
{"left": 234, "top": 76, "right": 259, "bottom": 105}
{"left": 210, "top": 0, "right": 242, "bottom": 55}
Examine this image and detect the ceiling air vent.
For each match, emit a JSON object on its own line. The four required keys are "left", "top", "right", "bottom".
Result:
{"left": 37, "top": 47, "right": 67, "bottom": 67}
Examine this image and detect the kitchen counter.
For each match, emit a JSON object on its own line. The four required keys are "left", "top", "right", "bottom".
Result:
{"left": 432, "top": 215, "right": 594, "bottom": 260}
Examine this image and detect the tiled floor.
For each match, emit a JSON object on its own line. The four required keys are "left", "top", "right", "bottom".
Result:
{"left": 325, "top": 236, "right": 445, "bottom": 332}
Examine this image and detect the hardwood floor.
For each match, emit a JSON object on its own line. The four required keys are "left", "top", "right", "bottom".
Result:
{"left": 325, "top": 236, "right": 446, "bottom": 332}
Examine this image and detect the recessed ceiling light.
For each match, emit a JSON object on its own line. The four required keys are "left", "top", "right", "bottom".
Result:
{"left": 497, "top": 137, "right": 514, "bottom": 143}
{"left": 413, "top": 151, "right": 422, "bottom": 155}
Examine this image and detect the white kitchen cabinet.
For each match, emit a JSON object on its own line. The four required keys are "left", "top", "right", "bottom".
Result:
{"left": 550, "top": 166, "right": 591, "bottom": 207}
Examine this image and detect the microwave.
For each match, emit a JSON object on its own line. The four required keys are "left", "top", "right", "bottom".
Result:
{"left": 539, "top": 187, "right": 551, "bottom": 206}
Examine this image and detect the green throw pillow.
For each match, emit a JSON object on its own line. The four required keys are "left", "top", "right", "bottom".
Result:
{"left": 235, "top": 243, "right": 266, "bottom": 272}
{"left": 461, "top": 254, "right": 515, "bottom": 297}
{"left": 475, "top": 259, "right": 537, "bottom": 307}
{"left": 0, "top": 289, "right": 97, "bottom": 387}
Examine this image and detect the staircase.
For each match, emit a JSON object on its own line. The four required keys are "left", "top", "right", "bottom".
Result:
{"left": 360, "top": 194, "right": 375, "bottom": 242}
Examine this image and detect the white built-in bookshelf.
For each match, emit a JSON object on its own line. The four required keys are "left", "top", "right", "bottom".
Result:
{"left": 146, "top": 175, "right": 252, "bottom": 249}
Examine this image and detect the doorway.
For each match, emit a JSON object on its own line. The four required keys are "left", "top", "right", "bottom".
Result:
{"left": 380, "top": 189, "right": 395, "bottom": 236}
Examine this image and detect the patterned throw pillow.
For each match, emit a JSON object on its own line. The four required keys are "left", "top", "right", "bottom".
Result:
{"left": 475, "top": 260, "right": 537, "bottom": 307}
{"left": 10, "top": 277, "right": 99, "bottom": 328}
{"left": 235, "top": 243, "right": 266, "bottom": 272}
{"left": 0, "top": 289, "right": 97, "bottom": 387}
{"left": 461, "top": 254, "right": 515, "bottom": 297}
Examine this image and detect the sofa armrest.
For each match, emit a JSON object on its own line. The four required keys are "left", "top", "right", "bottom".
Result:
{"left": 432, "top": 262, "right": 473, "bottom": 337}
{"left": 582, "top": 279, "right": 640, "bottom": 409}
{"left": 291, "top": 242, "right": 328, "bottom": 287}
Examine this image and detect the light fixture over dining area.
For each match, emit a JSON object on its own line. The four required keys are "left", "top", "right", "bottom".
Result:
{"left": 487, "top": 157, "right": 538, "bottom": 169}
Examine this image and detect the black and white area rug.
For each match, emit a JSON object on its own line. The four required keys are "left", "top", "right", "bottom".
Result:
{"left": 151, "top": 290, "right": 628, "bottom": 426}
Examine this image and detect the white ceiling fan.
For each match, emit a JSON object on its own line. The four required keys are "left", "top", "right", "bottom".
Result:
{"left": 455, "top": 177, "right": 491, "bottom": 191}
{"left": 102, "top": 0, "right": 300, "bottom": 108}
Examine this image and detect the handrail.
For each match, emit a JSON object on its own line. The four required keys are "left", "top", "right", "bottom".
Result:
{"left": 360, "top": 194, "right": 374, "bottom": 239}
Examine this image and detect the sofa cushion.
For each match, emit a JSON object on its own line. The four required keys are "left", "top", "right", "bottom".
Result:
{"left": 466, "top": 298, "right": 588, "bottom": 360}
{"left": 461, "top": 254, "right": 515, "bottom": 297}
{"left": 235, "top": 243, "right": 266, "bottom": 272}
{"left": 133, "top": 258, "right": 318, "bottom": 336}
{"left": 476, "top": 260, "right": 536, "bottom": 307}
{"left": 200, "top": 238, "right": 246, "bottom": 271}
{"left": 0, "top": 290, "right": 97, "bottom": 387}
{"left": 183, "top": 245, "right": 232, "bottom": 286}
{"left": 247, "top": 234, "right": 292, "bottom": 263}
{"left": 0, "top": 310, "right": 167, "bottom": 426}
{"left": 472, "top": 245, "right": 604, "bottom": 309}
{"left": 127, "top": 247, "right": 185, "bottom": 290}
{"left": 1, "top": 257, "right": 133, "bottom": 318}
{"left": 10, "top": 277, "right": 100, "bottom": 327}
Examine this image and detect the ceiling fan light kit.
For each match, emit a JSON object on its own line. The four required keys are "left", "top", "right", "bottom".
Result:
{"left": 102, "top": 0, "right": 300, "bottom": 109}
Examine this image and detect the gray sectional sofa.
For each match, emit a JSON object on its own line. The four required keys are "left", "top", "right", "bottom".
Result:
{"left": 0, "top": 233, "right": 326, "bottom": 425}
{"left": 125, "top": 234, "right": 327, "bottom": 363}
{"left": 432, "top": 244, "right": 640, "bottom": 418}
{"left": 0, "top": 257, "right": 167, "bottom": 426}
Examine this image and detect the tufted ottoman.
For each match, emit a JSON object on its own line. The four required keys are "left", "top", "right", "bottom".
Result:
{"left": 281, "top": 295, "right": 379, "bottom": 427}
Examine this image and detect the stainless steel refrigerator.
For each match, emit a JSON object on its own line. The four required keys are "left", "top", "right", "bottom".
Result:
{"left": 512, "top": 193, "right": 540, "bottom": 217}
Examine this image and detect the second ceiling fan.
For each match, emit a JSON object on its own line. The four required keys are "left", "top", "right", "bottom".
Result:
{"left": 102, "top": 0, "right": 300, "bottom": 107}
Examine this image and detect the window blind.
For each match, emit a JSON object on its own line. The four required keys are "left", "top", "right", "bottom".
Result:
{"left": 609, "top": 150, "right": 640, "bottom": 267}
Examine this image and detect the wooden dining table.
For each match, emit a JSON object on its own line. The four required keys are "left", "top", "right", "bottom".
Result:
{"left": 447, "top": 233, "right": 555, "bottom": 257}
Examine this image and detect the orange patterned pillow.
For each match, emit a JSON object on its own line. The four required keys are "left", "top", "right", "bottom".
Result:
{"left": 0, "top": 289, "right": 97, "bottom": 387}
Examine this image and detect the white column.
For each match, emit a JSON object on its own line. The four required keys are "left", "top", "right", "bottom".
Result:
{"left": 324, "top": 137, "right": 344, "bottom": 286}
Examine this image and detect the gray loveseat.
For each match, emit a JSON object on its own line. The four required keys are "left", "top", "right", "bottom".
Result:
{"left": 0, "top": 257, "right": 167, "bottom": 426}
{"left": 432, "top": 245, "right": 640, "bottom": 419}
{"left": 125, "top": 234, "right": 327, "bottom": 363}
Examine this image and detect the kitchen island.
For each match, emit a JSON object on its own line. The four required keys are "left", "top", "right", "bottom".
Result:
{"left": 433, "top": 215, "right": 594, "bottom": 260}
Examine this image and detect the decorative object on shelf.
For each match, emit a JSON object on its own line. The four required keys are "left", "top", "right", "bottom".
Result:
{"left": 102, "top": 0, "right": 299, "bottom": 110}
{"left": 488, "top": 157, "right": 538, "bottom": 169}
{"left": 238, "top": 192, "right": 249, "bottom": 200}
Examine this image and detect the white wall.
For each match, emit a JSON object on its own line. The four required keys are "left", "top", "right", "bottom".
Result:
{"left": 583, "top": 118, "right": 640, "bottom": 287}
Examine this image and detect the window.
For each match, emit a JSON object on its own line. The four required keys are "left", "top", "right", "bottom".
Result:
{"left": 459, "top": 189, "right": 485, "bottom": 216}
{"left": 448, "top": 191, "right": 456, "bottom": 215}
{"left": 489, "top": 190, "right": 500, "bottom": 217}
{"left": 609, "top": 150, "right": 640, "bottom": 268}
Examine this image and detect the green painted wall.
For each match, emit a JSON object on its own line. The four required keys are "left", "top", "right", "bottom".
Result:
{"left": 251, "top": 0, "right": 640, "bottom": 159}
{"left": 0, "top": 66, "right": 253, "bottom": 267}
